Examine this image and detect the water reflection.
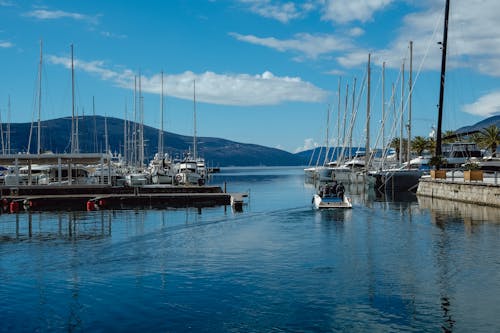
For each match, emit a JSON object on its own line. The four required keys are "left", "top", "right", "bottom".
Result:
{"left": 1, "top": 167, "right": 500, "bottom": 332}
{"left": 0, "top": 211, "right": 112, "bottom": 242}
{"left": 417, "top": 195, "right": 500, "bottom": 225}
{"left": 314, "top": 207, "right": 352, "bottom": 223}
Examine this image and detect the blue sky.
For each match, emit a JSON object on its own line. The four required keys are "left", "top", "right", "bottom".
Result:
{"left": 1, "top": 0, "right": 499, "bottom": 153}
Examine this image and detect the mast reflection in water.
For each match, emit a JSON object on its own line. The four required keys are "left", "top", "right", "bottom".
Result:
{"left": 1, "top": 167, "right": 499, "bottom": 332}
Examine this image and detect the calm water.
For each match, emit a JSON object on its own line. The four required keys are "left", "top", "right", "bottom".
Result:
{"left": 1, "top": 167, "right": 500, "bottom": 332}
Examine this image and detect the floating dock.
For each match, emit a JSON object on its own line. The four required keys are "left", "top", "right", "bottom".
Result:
{"left": 0, "top": 184, "right": 247, "bottom": 212}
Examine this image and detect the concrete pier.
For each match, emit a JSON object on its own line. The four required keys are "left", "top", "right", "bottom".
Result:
{"left": 416, "top": 176, "right": 500, "bottom": 207}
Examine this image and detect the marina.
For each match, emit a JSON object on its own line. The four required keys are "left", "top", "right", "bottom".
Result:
{"left": 2, "top": 0, "right": 500, "bottom": 331}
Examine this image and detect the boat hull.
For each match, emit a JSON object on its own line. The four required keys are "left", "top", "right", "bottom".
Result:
{"left": 313, "top": 194, "right": 352, "bottom": 209}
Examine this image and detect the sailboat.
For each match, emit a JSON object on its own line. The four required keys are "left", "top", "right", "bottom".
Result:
{"left": 150, "top": 71, "right": 175, "bottom": 184}
{"left": 327, "top": 55, "right": 372, "bottom": 185}
{"left": 370, "top": 41, "right": 427, "bottom": 193}
{"left": 173, "top": 80, "right": 205, "bottom": 186}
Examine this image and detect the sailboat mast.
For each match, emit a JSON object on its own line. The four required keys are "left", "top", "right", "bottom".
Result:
{"left": 37, "top": 40, "right": 42, "bottom": 154}
{"left": 139, "top": 73, "right": 144, "bottom": 167}
{"left": 407, "top": 41, "right": 413, "bottom": 167}
{"left": 132, "top": 76, "right": 137, "bottom": 166}
{"left": 70, "top": 43, "right": 76, "bottom": 154}
{"left": 124, "top": 101, "right": 128, "bottom": 162}
{"left": 104, "top": 115, "right": 109, "bottom": 154}
{"left": 436, "top": 0, "right": 450, "bottom": 158}
{"left": 340, "top": 82, "right": 349, "bottom": 164}
{"left": 365, "top": 53, "right": 371, "bottom": 169}
{"left": 350, "top": 78, "right": 356, "bottom": 161}
{"left": 324, "top": 104, "right": 330, "bottom": 165}
{"left": 7, "top": 95, "right": 10, "bottom": 154}
{"left": 193, "top": 80, "right": 197, "bottom": 160}
{"left": 0, "top": 97, "right": 4, "bottom": 154}
{"left": 382, "top": 62, "right": 386, "bottom": 152}
{"left": 399, "top": 61, "right": 405, "bottom": 163}
{"left": 159, "top": 71, "right": 164, "bottom": 156}
{"left": 93, "top": 96, "right": 97, "bottom": 153}
{"left": 335, "top": 76, "right": 341, "bottom": 162}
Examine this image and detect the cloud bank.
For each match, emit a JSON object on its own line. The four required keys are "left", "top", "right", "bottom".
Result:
{"left": 24, "top": 9, "right": 99, "bottom": 24}
{"left": 463, "top": 91, "right": 500, "bottom": 117}
{"left": 47, "top": 55, "right": 328, "bottom": 106}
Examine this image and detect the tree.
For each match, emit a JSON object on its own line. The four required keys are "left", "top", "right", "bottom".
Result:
{"left": 475, "top": 125, "right": 500, "bottom": 157}
{"left": 442, "top": 130, "right": 457, "bottom": 144}
{"left": 390, "top": 137, "right": 408, "bottom": 161}
{"left": 411, "top": 136, "right": 429, "bottom": 156}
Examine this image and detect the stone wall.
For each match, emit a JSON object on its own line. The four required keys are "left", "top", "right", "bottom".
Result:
{"left": 416, "top": 178, "right": 500, "bottom": 207}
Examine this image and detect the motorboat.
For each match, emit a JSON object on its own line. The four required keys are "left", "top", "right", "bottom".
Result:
{"left": 312, "top": 182, "right": 352, "bottom": 209}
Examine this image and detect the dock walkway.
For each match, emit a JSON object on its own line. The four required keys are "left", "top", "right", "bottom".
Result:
{"left": 1, "top": 184, "right": 247, "bottom": 212}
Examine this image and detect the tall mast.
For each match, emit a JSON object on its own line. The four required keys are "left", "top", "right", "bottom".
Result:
{"left": 382, "top": 62, "right": 386, "bottom": 151}
{"left": 335, "top": 76, "right": 341, "bottom": 163}
{"left": 193, "top": 80, "right": 197, "bottom": 160}
{"left": 159, "top": 71, "right": 164, "bottom": 156}
{"left": 324, "top": 104, "right": 330, "bottom": 165}
{"left": 340, "top": 82, "right": 349, "bottom": 164}
{"left": 7, "top": 95, "right": 10, "bottom": 154}
{"left": 37, "top": 40, "right": 42, "bottom": 154}
{"left": 104, "top": 115, "right": 109, "bottom": 154}
{"left": 139, "top": 72, "right": 144, "bottom": 167}
{"left": 350, "top": 78, "right": 356, "bottom": 161}
{"left": 132, "top": 76, "right": 137, "bottom": 166}
{"left": 365, "top": 53, "right": 371, "bottom": 169}
{"left": 399, "top": 61, "right": 405, "bottom": 163}
{"left": 93, "top": 96, "right": 97, "bottom": 153}
{"left": 407, "top": 41, "right": 413, "bottom": 167}
{"left": 0, "top": 97, "right": 4, "bottom": 154}
{"left": 124, "top": 101, "right": 128, "bottom": 161}
{"left": 70, "top": 43, "right": 76, "bottom": 154}
{"left": 436, "top": 0, "right": 450, "bottom": 158}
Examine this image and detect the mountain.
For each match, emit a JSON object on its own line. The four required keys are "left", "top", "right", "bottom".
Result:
{"left": 5, "top": 115, "right": 496, "bottom": 167}
{"left": 3, "top": 116, "right": 308, "bottom": 167}
{"left": 455, "top": 115, "right": 500, "bottom": 135}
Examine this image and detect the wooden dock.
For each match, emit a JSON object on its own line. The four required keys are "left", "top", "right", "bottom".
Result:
{"left": 0, "top": 184, "right": 247, "bottom": 212}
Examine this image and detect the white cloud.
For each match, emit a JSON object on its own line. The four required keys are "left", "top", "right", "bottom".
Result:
{"left": 24, "top": 9, "right": 99, "bottom": 24}
{"left": 322, "top": 0, "right": 394, "bottom": 24}
{"left": 0, "top": 41, "right": 13, "bottom": 48}
{"left": 338, "top": 0, "right": 500, "bottom": 76}
{"left": 294, "top": 138, "right": 319, "bottom": 153}
{"left": 325, "top": 69, "right": 345, "bottom": 76}
{"left": 230, "top": 32, "right": 353, "bottom": 59}
{"left": 100, "top": 31, "right": 127, "bottom": 39}
{"left": 348, "top": 27, "right": 365, "bottom": 37}
{"left": 238, "top": 0, "right": 316, "bottom": 23}
{"left": 0, "top": 0, "right": 14, "bottom": 6}
{"left": 47, "top": 55, "right": 328, "bottom": 106}
{"left": 463, "top": 91, "right": 500, "bottom": 117}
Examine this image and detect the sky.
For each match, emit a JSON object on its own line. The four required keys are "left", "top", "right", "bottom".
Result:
{"left": 1, "top": 0, "right": 499, "bottom": 153}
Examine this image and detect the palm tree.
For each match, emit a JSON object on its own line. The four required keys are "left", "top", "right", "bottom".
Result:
{"left": 442, "top": 130, "right": 457, "bottom": 144}
{"left": 475, "top": 125, "right": 500, "bottom": 157}
{"left": 390, "top": 137, "right": 408, "bottom": 162}
{"left": 411, "top": 136, "right": 429, "bottom": 156}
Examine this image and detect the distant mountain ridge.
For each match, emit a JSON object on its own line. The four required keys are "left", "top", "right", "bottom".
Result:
{"left": 455, "top": 115, "right": 500, "bottom": 134}
{"left": 3, "top": 115, "right": 498, "bottom": 166}
{"left": 4, "top": 116, "right": 308, "bottom": 166}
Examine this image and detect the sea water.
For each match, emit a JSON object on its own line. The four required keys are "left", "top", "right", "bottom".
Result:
{"left": 1, "top": 167, "right": 499, "bottom": 332}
